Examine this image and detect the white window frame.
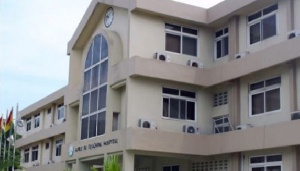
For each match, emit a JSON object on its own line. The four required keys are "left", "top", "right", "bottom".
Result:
{"left": 165, "top": 23, "right": 198, "bottom": 57}
{"left": 26, "top": 117, "right": 31, "bottom": 131}
{"left": 162, "top": 87, "right": 197, "bottom": 121}
{"left": 247, "top": 4, "right": 278, "bottom": 45}
{"left": 57, "top": 103, "right": 65, "bottom": 120}
{"left": 24, "top": 148, "right": 30, "bottom": 163}
{"left": 81, "top": 34, "right": 108, "bottom": 140}
{"left": 214, "top": 27, "right": 229, "bottom": 60}
{"left": 249, "top": 154, "right": 282, "bottom": 171}
{"left": 213, "top": 115, "right": 230, "bottom": 134}
{"left": 249, "top": 76, "right": 281, "bottom": 117}
{"left": 31, "top": 146, "right": 38, "bottom": 161}
{"left": 55, "top": 139, "right": 63, "bottom": 156}
{"left": 34, "top": 114, "right": 40, "bottom": 128}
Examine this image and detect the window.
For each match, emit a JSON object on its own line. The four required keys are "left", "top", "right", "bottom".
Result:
{"left": 248, "top": 4, "right": 278, "bottom": 44}
{"left": 81, "top": 34, "right": 108, "bottom": 140}
{"left": 31, "top": 146, "right": 38, "bottom": 161}
{"left": 47, "top": 108, "right": 51, "bottom": 114}
{"left": 112, "top": 112, "right": 119, "bottom": 131}
{"left": 192, "top": 160, "right": 228, "bottom": 171}
{"left": 213, "top": 116, "right": 230, "bottom": 134}
{"left": 250, "top": 154, "right": 282, "bottom": 171}
{"left": 165, "top": 23, "right": 198, "bottom": 56}
{"left": 163, "top": 165, "right": 179, "bottom": 171}
{"left": 24, "top": 148, "right": 29, "bottom": 163}
{"left": 249, "top": 77, "right": 281, "bottom": 116}
{"left": 26, "top": 117, "right": 31, "bottom": 131}
{"left": 55, "top": 139, "right": 63, "bottom": 156}
{"left": 57, "top": 103, "right": 65, "bottom": 120}
{"left": 213, "top": 91, "right": 228, "bottom": 107}
{"left": 34, "top": 114, "right": 40, "bottom": 128}
{"left": 215, "top": 27, "right": 229, "bottom": 59}
{"left": 45, "top": 142, "right": 49, "bottom": 149}
{"left": 162, "top": 88, "right": 196, "bottom": 121}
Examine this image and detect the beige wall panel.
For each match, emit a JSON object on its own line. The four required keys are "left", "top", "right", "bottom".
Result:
{"left": 294, "top": 0, "right": 300, "bottom": 30}
{"left": 44, "top": 108, "right": 52, "bottom": 129}
{"left": 240, "top": 65, "right": 290, "bottom": 127}
{"left": 126, "top": 77, "right": 213, "bottom": 134}
{"left": 41, "top": 140, "right": 51, "bottom": 165}
{"left": 297, "top": 59, "right": 300, "bottom": 110}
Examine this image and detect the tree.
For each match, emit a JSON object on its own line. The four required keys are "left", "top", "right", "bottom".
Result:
{"left": 104, "top": 155, "right": 121, "bottom": 171}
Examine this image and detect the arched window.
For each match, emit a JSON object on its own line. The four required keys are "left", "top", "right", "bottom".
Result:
{"left": 81, "top": 34, "right": 108, "bottom": 140}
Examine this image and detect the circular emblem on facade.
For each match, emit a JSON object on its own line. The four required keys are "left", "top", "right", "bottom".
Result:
{"left": 104, "top": 7, "right": 114, "bottom": 28}
{"left": 68, "top": 144, "right": 74, "bottom": 157}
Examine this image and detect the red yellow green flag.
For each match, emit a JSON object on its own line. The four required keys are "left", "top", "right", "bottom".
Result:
{"left": 4, "top": 108, "right": 13, "bottom": 132}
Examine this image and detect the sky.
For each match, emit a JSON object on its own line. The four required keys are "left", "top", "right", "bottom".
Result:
{"left": 0, "top": 0, "right": 224, "bottom": 118}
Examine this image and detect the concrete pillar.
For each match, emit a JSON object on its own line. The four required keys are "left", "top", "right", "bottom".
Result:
{"left": 231, "top": 153, "right": 241, "bottom": 171}
{"left": 289, "top": 62, "right": 297, "bottom": 112}
{"left": 122, "top": 151, "right": 135, "bottom": 171}
{"left": 287, "top": 0, "right": 295, "bottom": 31}
{"left": 66, "top": 105, "right": 79, "bottom": 144}
{"left": 229, "top": 79, "right": 241, "bottom": 129}
{"left": 229, "top": 16, "right": 240, "bottom": 60}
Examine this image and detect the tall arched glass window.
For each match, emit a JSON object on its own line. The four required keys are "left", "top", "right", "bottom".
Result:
{"left": 81, "top": 34, "right": 108, "bottom": 140}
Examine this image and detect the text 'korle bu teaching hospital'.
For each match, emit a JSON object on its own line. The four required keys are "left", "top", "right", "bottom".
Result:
{"left": 15, "top": 0, "right": 300, "bottom": 170}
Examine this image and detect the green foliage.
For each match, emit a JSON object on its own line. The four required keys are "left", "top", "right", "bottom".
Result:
{"left": 104, "top": 155, "right": 121, "bottom": 171}
{"left": 90, "top": 166, "right": 98, "bottom": 171}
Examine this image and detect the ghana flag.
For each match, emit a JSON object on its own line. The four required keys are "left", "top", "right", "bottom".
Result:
{"left": 4, "top": 108, "right": 13, "bottom": 133}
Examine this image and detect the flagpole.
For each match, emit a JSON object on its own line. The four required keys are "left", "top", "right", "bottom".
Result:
{"left": 0, "top": 114, "right": 2, "bottom": 160}
{"left": 13, "top": 104, "right": 18, "bottom": 171}
{"left": 7, "top": 107, "right": 13, "bottom": 171}
{"left": 3, "top": 110, "right": 8, "bottom": 161}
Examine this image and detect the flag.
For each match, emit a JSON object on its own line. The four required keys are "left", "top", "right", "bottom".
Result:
{"left": 0, "top": 116, "right": 2, "bottom": 133}
{"left": 4, "top": 108, "right": 13, "bottom": 132}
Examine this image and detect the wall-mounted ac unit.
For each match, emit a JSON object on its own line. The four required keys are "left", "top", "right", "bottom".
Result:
{"left": 291, "top": 111, "right": 300, "bottom": 120}
{"left": 183, "top": 125, "right": 199, "bottom": 134}
{"left": 155, "top": 52, "right": 171, "bottom": 62}
{"left": 235, "top": 51, "right": 249, "bottom": 59}
{"left": 236, "top": 124, "right": 252, "bottom": 130}
{"left": 287, "top": 30, "right": 300, "bottom": 39}
{"left": 187, "top": 59, "right": 204, "bottom": 68}
{"left": 138, "top": 119, "right": 157, "bottom": 129}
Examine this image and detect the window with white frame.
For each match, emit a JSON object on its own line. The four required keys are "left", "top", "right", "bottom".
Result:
{"left": 24, "top": 148, "right": 29, "bottom": 163}
{"left": 213, "top": 115, "right": 230, "bottom": 134}
{"left": 162, "top": 88, "right": 196, "bottom": 121}
{"left": 163, "top": 165, "right": 179, "bottom": 171}
{"left": 249, "top": 154, "right": 282, "bottom": 171}
{"left": 55, "top": 139, "right": 63, "bottom": 156}
{"left": 249, "top": 77, "right": 281, "bottom": 116}
{"left": 215, "top": 27, "right": 229, "bottom": 59}
{"left": 31, "top": 145, "right": 38, "bottom": 161}
{"left": 81, "top": 34, "right": 107, "bottom": 140}
{"left": 34, "top": 113, "right": 40, "bottom": 128}
{"left": 57, "top": 103, "right": 65, "bottom": 120}
{"left": 165, "top": 23, "right": 198, "bottom": 56}
{"left": 213, "top": 91, "right": 228, "bottom": 107}
{"left": 248, "top": 4, "right": 278, "bottom": 45}
{"left": 26, "top": 117, "right": 31, "bottom": 131}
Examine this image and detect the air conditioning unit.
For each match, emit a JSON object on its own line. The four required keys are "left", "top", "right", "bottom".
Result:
{"left": 183, "top": 125, "right": 199, "bottom": 134}
{"left": 187, "top": 59, "right": 204, "bottom": 68}
{"left": 138, "top": 119, "right": 157, "bottom": 129}
{"left": 235, "top": 51, "right": 249, "bottom": 59}
{"left": 291, "top": 111, "right": 300, "bottom": 120}
{"left": 155, "top": 52, "right": 171, "bottom": 62}
{"left": 287, "top": 30, "right": 300, "bottom": 39}
{"left": 236, "top": 124, "right": 252, "bottom": 130}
